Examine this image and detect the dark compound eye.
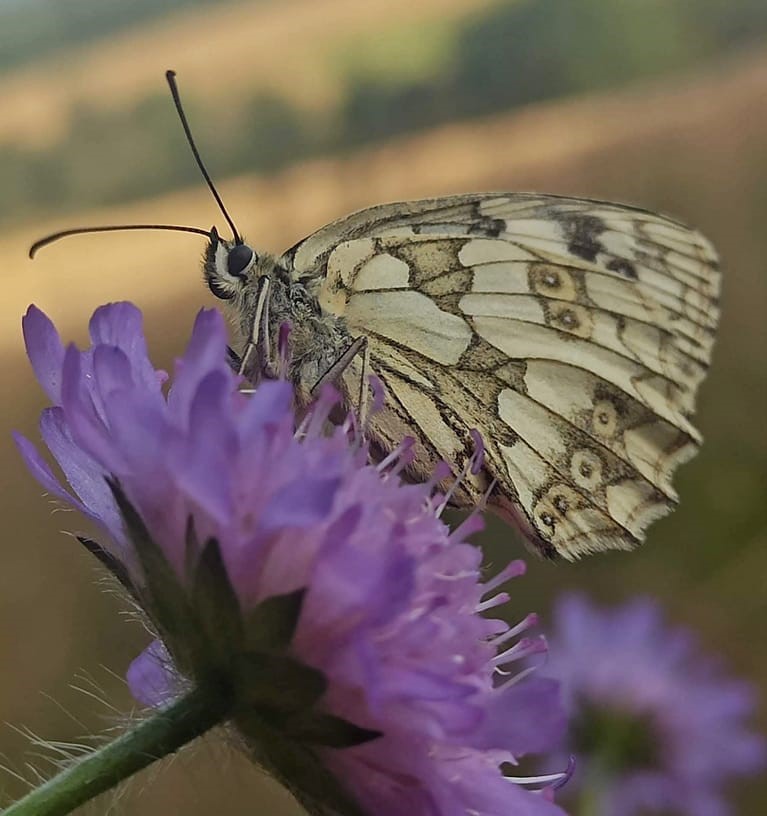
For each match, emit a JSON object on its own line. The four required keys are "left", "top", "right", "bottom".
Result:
{"left": 227, "top": 243, "right": 256, "bottom": 279}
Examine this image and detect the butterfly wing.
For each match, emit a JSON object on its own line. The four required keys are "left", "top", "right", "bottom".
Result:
{"left": 281, "top": 194, "right": 720, "bottom": 559}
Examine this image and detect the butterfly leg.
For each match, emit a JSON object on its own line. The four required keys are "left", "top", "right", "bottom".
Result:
{"left": 226, "top": 345, "right": 242, "bottom": 372}
{"left": 357, "top": 341, "right": 372, "bottom": 426}
{"left": 237, "top": 275, "right": 274, "bottom": 382}
{"left": 310, "top": 335, "right": 371, "bottom": 420}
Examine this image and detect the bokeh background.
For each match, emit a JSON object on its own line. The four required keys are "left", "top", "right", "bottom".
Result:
{"left": 0, "top": 0, "right": 765, "bottom": 813}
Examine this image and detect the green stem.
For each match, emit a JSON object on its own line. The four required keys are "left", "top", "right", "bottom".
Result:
{"left": 575, "top": 782, "right": 602, "bottom": 816}
{"left": 574, "top": 762, "right": 607, "bottom": 816}
{"left": 2, "top": 685, "right": 230, "bottom": 816}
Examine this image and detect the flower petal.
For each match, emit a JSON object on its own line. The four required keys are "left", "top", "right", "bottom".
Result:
{"left": 127, "top": 640, "right": 177, "bottom": 708}
{"left": 13, "top": 430, "right": 83, "bottom": 509}
{"left": 39, "top": 408, "right": 124, "bottom": 541}
{"left": 475, "top": 677, "right": 565, "bottom": 755}
{"left": 88, "top": 302, "right": 160, "bottom": 390}
{"left": 22, "top": 305, "right": 65, "bottom": 402}
{"left": 260, "top": 477, "right": 341, "bottom": 533}
{"left": 167, "top": 309, "right": 231, "bottom": 422}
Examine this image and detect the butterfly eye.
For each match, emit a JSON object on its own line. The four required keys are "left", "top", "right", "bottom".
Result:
{"left": 227, "top": 244, "right": 256, "bottom": 279}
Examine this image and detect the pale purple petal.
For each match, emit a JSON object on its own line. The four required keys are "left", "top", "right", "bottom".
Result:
{"left": 475, "top": 677, "right": 565, "bottom": 755}
{"left": 239, "top": 379, "right": 294, "bottom": 438}
{"left": 22, "top": 305, "right": 65, "bottom": 402}
{"left": 38, "top": 408, "right": 122, "bottom": 539}
{"left": 260, "top": 477, "right": 341, "bottom": 533}
{"left": 88, "top": 302, "right": 160, "bottom": 390}
{"left": 167, "top": 309, "right": 232, "bottom": 421}
{"left": 170, "top": 370, "right": 238, "bottom": 523}
{"left": 13, "top": 431, "right": 84, "bottom": 510}
{"left": 127, "top": 640, "right": 177, "bottom": 708}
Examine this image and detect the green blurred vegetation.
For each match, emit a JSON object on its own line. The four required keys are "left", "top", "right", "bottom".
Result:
{"left": 3, "top": 0, "right": 767, "bottom": 226}
{"left": 331, "top": 14, "right": 459, "bottom": 88}
{"left": 0, "top": 0, "right": 250, "bottom": 73}
{"left": 341, "top": 0, "right": 767, "bottom": 139}
{"left": 0, "top": 92, "right": 315, "bottom": 223}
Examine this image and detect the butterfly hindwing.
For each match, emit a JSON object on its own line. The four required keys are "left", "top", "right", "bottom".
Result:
{"left": 282, "top": 194, "right": 720, "bottom": 559}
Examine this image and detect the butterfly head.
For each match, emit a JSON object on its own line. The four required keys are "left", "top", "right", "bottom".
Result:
{"left": 204, "top": 226, "right": 259, "bottom": 301}
{"left": 27, "top": 70, "right": 261, "bottom": 284}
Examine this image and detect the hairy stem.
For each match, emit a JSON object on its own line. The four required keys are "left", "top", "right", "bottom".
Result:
{"left": 3, "top": 685, "right": 230, "bottom": 816}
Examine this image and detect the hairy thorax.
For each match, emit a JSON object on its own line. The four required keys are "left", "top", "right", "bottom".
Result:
{"left": 227, "top": 253, "right": 352, "bottom": 403}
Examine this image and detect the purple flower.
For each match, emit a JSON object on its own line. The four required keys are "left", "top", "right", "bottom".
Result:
{"left": 546, "top": 594, "right": 765, "bottom": 816}
{"left": 16, "top": 303, "right": 568, "bottom": 816}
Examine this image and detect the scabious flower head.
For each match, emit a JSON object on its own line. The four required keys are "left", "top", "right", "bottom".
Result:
{"left": 16, "top": 302, "right": 567, "bottom": 816}
{"left": 546, "top": 594, "right": 766, "bottom": 816}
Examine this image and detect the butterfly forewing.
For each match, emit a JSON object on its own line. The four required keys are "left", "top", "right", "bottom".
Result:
{"left": 281, "top": 194, "right": 720, "bottom": 559}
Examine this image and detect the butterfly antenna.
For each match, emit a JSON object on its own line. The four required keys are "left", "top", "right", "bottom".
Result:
{"left": 29, "top": 224, "right": 212, "bottom": 258}
{"left": 165, "top": 69, "right": 242, "bottom": 244}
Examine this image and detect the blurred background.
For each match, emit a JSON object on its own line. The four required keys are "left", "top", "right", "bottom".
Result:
{"left": 0, "top": 0, "right": 765, "bottom": 813}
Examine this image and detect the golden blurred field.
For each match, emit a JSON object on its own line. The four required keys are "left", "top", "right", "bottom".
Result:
{"left": 0, "top": 0, "right": 494, "bottom": 148}
{"left": 1, "top": 1, "right": 766, "bottom": 813}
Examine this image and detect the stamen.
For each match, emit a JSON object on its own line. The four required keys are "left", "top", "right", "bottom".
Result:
{"left": 494, "top": 663, "right": 539, "bottom": 685}
{"left": 550, "top": 756, "right": 577, "bottom": 790}
{"left": 296, "top": 384, "right": 339, "bottom": 440}
{"left": 448, "top": 512, "right": 484, "bottom": 540}
{"left": 482, "top": 560, "right": 526, "bottom": 595}
{"left": 377, "top": 437, "right": 416, "bottom": 474}
{"left": 493, "top": 635, "right": 548, "bottom": 666}
{"left": 436, "top": 431, "right": 486, "bottom": 516}
{"left": 504, "top": 756, "right": 575, "bottom": 802}
{"left": 468, "top": 428, "right": 485, "bottom": 474}
{"left": 367, "top": 374, "right": 386, "bottom": 420}
{"left": 506, "top": 758, "right": 575, "bottom": 788}
{"left": 424, "top": 460, "right": 452, "bottom": 493}
{"left": 341, "top": 404, "right": 360, "bottom": 439}
{"left": 476, "top": 592, "right": 510, "bottom": 613}
{"left": 479, "top": 476, "right": 498, "bottom": 508}
{"left": 489, "top": 613, "right": 539, "bottom": 649}
{"left": 506, "top": 774, "right": 562, "bottom": 785}
{"left": 389, "top": 447, "right": 417, "bottom": 478}
{"left": 435, "top": 468, "right": 469, "bottom": 517}
{"left": 434, "top": 568, "right": 479, "bottom": 582}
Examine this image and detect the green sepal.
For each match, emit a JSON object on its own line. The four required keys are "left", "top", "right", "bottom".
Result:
{"left": 107, "top": 479, "right": 195, "bottom": 654}
{"left": 189, "top": 533, "right": 244, "bottom": 668}
{"left": 236, "top": 713, "right": 367, "bottom": 816}
{"left": 102, "top": 482, "right": 372, "bottom": 816}
{"left": 233, "top": 652, "right": 327, "bottom": 718}
{"left": 283, "top": 711, "right": 382, "bottom": 748}
{"left": 243, "top": 588, "right": 306, "bottom": 653}
{"left": 76, "top": 534, "right": 139, "bottom": 600}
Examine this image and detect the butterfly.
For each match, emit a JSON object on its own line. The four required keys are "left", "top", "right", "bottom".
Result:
{"left": 31, "top": 72, "right": 721, "bottom": 560}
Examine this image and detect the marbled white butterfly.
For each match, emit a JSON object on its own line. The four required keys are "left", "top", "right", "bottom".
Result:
{"left": 31, "top": 71, "right": 720, "bottom": 560}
